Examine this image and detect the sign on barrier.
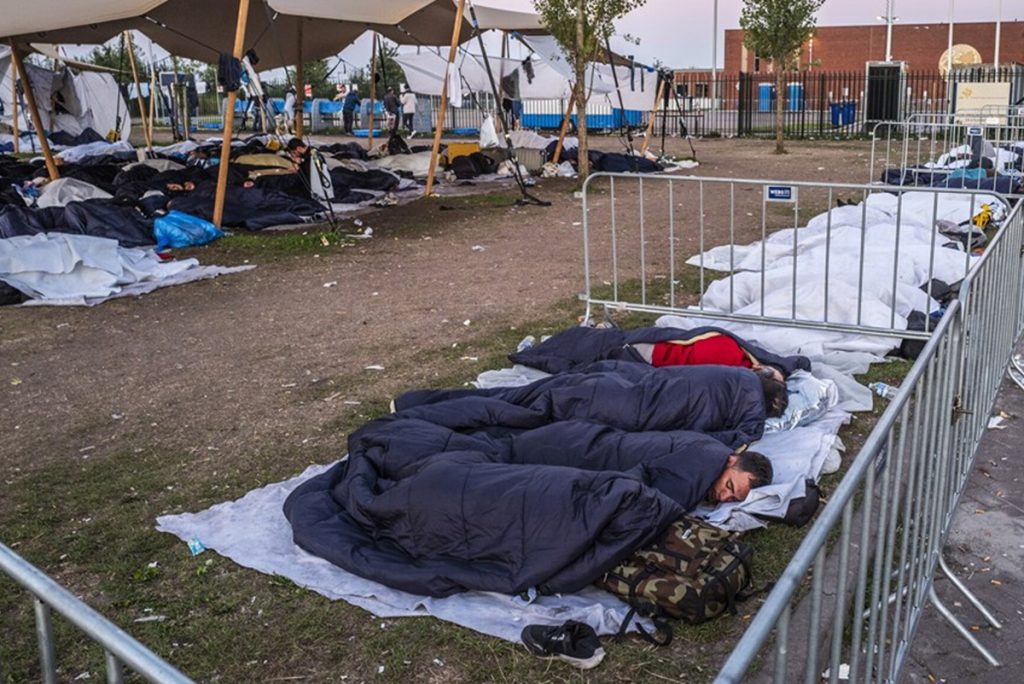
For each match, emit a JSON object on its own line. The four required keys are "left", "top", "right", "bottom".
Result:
{"left": 764, "top": 185, "right": 798, "bottom": 203}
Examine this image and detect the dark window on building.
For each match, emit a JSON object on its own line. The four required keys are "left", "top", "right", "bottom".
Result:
{"left": 676, "top": 83, "right": 689, "bottom": 97}
{"left": 753, "top": 56, "right": 761, "bottom": 73}
{"left": 694, "top": 83, "right": 708, "bottom": 97}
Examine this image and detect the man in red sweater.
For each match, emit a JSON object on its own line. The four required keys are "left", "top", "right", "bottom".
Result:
{"left": 631, "top": 332, "right": 785, "bottom": 382}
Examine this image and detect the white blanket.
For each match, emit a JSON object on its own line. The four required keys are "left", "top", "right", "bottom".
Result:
{"left": 0, "top": 233, "right": 253, "bottom": 306}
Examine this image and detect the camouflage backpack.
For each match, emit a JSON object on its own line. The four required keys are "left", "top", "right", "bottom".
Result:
{"left": 596, "top": 517, "right": 756, "bottom": 645}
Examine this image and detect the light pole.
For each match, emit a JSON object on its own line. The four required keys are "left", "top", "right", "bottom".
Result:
{"left": 876, "top": 0, "right": 897, "bottom": 62}
{"left": 994, "top": 0, "right": 1002, "bottom": 69}
{"left": 947, "top": 0, "right": 954, "bottom": 74}
{"left": 711, "top": 0, "right": 718, "bottom": 112}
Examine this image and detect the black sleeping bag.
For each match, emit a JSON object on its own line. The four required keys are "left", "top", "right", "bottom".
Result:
{"left": 510, "top": 324, "right": 810, "bottom": 377}
{"left": 396, "top": 361, "right": 768, "bottom": 448}
{"left": 0, "top": 200, "right": 154, "bottom": 247}
{"left": 284, "top": 411, "right": 733, "bottom": 597}
{"left": 167, "top": 184, "right": 324, "bottom": 230}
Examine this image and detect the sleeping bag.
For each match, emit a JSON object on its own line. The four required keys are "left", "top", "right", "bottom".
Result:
{"left": 284, "top": 413, "right": 734, "bottom": 597}
{"left": 509, "top": 325, "right": 811, "bottom": 377}
{"left": 395, "top": 361, "right": 768, "bottom": 448}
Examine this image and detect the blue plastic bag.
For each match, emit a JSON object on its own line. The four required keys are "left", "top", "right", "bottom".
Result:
{"left": 154, "top": 210, "right": 224, "bottom": 250}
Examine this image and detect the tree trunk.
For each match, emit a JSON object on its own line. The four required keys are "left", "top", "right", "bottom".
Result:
{"left": 774, "top": 66, "right": 785, "bottom": 154}
{"left": 575, "top": 0, "right": 589, "bottom": 178}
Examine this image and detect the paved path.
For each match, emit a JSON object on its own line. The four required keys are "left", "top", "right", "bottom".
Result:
{"left": 905, "top": 357, "right": 1024, "bottom": 683}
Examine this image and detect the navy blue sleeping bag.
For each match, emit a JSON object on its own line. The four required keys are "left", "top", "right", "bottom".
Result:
{"left": 284, "top": 413, "right": 732, "bottom": 597}
{"left": 396, "top": 361, "right": 767, "bottom": 448}
{"left": 509, "top": 324, "right": 810, "bottom": 377}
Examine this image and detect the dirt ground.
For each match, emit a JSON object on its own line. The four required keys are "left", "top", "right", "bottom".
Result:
{"left": 0, "top": 136, "right": 877, "bottom": 682}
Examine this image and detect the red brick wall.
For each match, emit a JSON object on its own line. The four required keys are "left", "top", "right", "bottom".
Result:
{"left": 724, "top": 21, "right": 1024, "bottom": 73}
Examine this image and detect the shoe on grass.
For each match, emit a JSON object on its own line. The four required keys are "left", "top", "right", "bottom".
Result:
{"left": 520, "top": 620, "right": 606, "bottom": 670}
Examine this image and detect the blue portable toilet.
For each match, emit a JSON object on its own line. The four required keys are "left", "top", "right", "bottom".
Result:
{"left": 758, "top": 83, "right": 775, "bottom": 112}
{"left": 787, "top": 82, "right": 804, "bottom": 112}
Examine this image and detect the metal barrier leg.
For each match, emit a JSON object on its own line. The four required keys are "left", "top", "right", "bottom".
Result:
{"left": 927, "top": 586, "right": 1000, "bottom": 667}
{"left": 34, "top": 597, "right": 58, "bottom": 684}
{"left": 937, "top": 555, "right": 1003, "bottom": 629}
{"left": 106, "top": 650, "right": 124, "bottom": 684}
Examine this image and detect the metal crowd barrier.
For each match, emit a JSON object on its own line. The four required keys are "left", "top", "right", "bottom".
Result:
{"left": 869, "top": 113, "right": 1024, "bottom": 196}
{"left": 580, "top": 174, "right": 1003, "bottom": 336}
{"left": 579, "top": 172, "right": 1023, "bottom": 682}
{"left": 0, "top": 542, "right": 192, "bottom": 683}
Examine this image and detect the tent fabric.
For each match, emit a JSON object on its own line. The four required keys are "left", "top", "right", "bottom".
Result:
{"left": 0, "top": 0, "right": 164, "bottom": 38}
{"left": 0, "top": 53, "right": 131, "bottom": 142}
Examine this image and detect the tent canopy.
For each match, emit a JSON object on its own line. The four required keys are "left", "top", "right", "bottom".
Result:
{"left": 2, "top": 0, "right": 544, "bottom": 71}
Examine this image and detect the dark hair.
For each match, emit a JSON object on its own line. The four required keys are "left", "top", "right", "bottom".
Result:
{"left": 757, "top": 367, "right": 789, "bottom": 417}
{"left": 285, "top": 137, "right": 306, "bottom": 152}
{"left": 734, "top": 450, "right": 773, "bottom": 489}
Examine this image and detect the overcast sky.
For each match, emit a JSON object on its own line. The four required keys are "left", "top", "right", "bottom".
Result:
{"left": 65, "top": 0, "right": 1020, "bottom": 79}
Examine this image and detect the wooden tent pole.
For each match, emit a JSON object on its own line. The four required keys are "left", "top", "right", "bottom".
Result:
{"left": 294, "top": 21, "right": 304, "bottom": 137}
{"left": 639, "top": 78, "right": 666, "bottom": 157}
{"left": 367, "top": 32, "right": 377, "bottom": 150}
{"left": 124, "top": 31, "right": 152, "bottom": 151}
{"left": 9, "top": 41, "right": 57, "bottom": 180}
{"left": 212, "top": 0, "right": 251, "bottom": 228}
{"left": 424, "top": 0, "right": 467, "bottom": 196}
{"left": 10, "top": 62, "right": 19, "bottom": 154}
{"left": 551, "top": 89, "right": 575, "bottom": 165}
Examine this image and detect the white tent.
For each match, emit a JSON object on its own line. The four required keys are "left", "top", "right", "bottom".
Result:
{"left": 394, "top": 35, "right": 656, "bottom": 112}
{"left": 0, "top": 48, "right": 132, "bottom": 142}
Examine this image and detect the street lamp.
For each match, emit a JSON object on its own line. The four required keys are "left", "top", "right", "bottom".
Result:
{"left": 876, "top": 0, "right": 899, "bottom": 62}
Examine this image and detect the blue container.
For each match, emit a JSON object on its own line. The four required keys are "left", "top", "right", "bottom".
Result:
{"left": 758, "top": 83, "right": 775, "bottom": 113}
{"left": 842, "top": 101, "right": 857, "bottom": 126}
{"left": 830, "top": 102, "right": 842, "bottom": 127}
{"left": 787, "top": 82, "right": 804, "bottom": 112}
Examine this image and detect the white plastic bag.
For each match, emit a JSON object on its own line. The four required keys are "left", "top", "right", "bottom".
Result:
{"left": 479, "top": 115, "right": 500, "bottom": 149}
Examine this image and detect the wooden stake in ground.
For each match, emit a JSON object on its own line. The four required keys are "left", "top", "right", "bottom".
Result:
{"left": 10, "top": 61, "right": 19, "bottom": 154}
{"left": 124, "top": 31, "right": 153, "bottom": 151}
{"left": 551, "top": 90, "right": 575, "bottom": 165}
{"left": 639, "top": 78, "right": 666, "bottom": 157}
{"left": 424, "top": 0, "right": 467, "bottom": 196}
{"left": 8, "top": 41, "right": 58, "bottom": 180}
{"left": 367, "top": 32, "right": 378, "bottom": 151}
{"left": 212, "top": 0, "right": 251, "bottom": 228}
{"left": 295, "top": 21, "right": 304, "bottom": 138}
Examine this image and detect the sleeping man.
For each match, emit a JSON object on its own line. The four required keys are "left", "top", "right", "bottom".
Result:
{"left": 509, "top": 324, "right": 810, "bottom": 380}
{"left": 394, "top": 360, "right": 787, "bottom": 448}
{"left": 284, "top": 411, "right": 775, "bottom": 598}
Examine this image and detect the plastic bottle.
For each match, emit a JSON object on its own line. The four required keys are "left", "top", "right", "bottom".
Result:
{"left": 516, "top": 335, "right": 536, "bottom": 353}
{"left": 868, "top": 382, "right": 899, "bottom": 400}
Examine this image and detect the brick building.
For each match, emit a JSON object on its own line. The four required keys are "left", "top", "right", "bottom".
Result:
{"left": 725, "top": 20, "right": 1024, "bottom": 74}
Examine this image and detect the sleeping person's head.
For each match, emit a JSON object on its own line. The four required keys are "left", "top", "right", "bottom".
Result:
{"left": 709, "top": 450, "right": 773, "bottom": 504}
{"left": 756, "top": 366, "right": 788, "bottom": 418}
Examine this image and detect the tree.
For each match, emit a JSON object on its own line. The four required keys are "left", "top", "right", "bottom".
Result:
{"left": 739, "top": 0, "right": 823, "bottom": 154}
{"left": 534, "top": 0, "right": 645, "bottom": 178}
{"left": 83, "top": 38, "right": 148, "bottom": 78}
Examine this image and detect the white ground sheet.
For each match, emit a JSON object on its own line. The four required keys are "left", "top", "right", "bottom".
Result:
{"left": 155, "top": 188, "right": 1000, "bottom": 642}
{"left": 0, "top": 233, "right": 253, "bottom": 306}
{"left": 156, "top": 464, "right": 648, "bottom": 642}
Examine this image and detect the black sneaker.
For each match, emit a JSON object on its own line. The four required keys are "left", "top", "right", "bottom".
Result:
{"left": 520, "top": 620, "right": 606, "bottom": 670}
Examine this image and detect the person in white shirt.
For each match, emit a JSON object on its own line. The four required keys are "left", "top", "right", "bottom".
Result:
{"left": 400, "top": 85, "right": 418, "bottom": 137}
{"left": 283, "top": 86, "right": 297, "bottom": 133}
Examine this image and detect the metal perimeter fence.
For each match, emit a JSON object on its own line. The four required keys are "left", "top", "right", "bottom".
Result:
{"left": 868, "top": 111, "right": 1024, "bottom": 195}
{"left": 580, "top": 171, "right": 1024, "bottom": 682}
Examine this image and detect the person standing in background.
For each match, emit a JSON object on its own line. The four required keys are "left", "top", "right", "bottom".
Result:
{"left": 400, "top": 84, "right": 417, "bottom": 137}
{"left": 283, "top": 86, "right": 297, "bottom": 134}
{"left": 342, "top": 84, "right": 360, "bottom": 135}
